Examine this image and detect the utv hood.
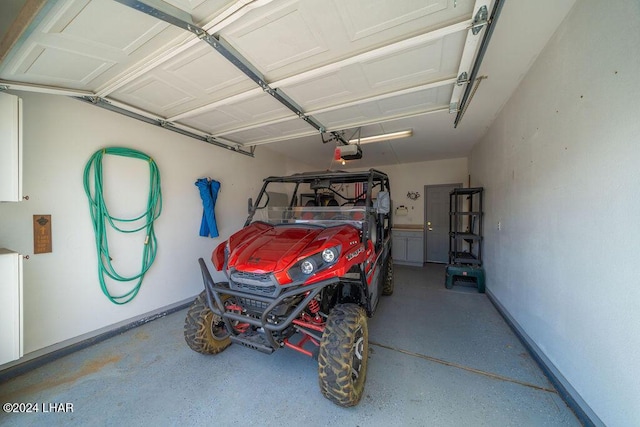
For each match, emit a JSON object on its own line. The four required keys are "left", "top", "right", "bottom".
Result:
{"left": 224, "top": 222, "right": 359, "bottom": 276}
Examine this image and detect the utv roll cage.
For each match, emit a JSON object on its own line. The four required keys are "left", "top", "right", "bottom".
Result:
{"left": 245, "top": 169, "right": 392, "bottom": 250}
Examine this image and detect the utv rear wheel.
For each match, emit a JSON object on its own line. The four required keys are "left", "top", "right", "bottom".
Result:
{"left": 318, "top": 304, "right": 368, "bottom": 407}
{"left": 184, "top": 291, "right": 231, "bottom": 355}
{"left": 382, "top": 257, "right": 394, "bottom": 296}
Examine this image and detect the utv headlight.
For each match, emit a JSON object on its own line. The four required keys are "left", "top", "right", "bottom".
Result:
{"left": 301, "top": 259, "right": 316, "bottom": 275}
{"left": 322, "top": 247, "right": 337, "bottom": 263}
{"left": 289, "top": 245, "right": 341, "bottom": 281}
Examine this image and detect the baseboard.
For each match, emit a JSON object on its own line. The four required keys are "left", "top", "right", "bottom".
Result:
{"left": 0, "top": 297, "right": 194, "bottom": 382}
{"left": 486, "top": 289, "right": 604, "bottom": 427}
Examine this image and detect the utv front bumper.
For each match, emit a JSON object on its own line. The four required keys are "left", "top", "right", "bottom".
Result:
{"left": 198, "top": 258, "right": 339, "bottom": 353}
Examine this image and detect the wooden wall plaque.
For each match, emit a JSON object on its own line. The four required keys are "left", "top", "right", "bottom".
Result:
{"left": 33, "top": 214, "right": 52, "bottom": 254}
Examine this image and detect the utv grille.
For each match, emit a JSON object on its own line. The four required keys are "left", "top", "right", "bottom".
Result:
{"left": 239, "top": 297, "right": 269, "bottom": 313}
{"left": 230, "top": 270, "right": 277, "bottom": 297}
{"left": 232, "top": 271, "right": 273, "bottom": 284}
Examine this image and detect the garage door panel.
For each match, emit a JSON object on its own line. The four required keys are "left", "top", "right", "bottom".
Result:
{"left": 362, "top": 42, "right": 443, "bottom": 88}
{"left": 179, "top": 108, "right": 242, "bottom": 133}
{"left": 281, "top": 64, "right": 453, "bottom": 115}
{"left": 162, "top": 44, "right": 250, "bottom": 94}
{"left": 221, "top": 117, "right": 312, "bottom": 143}
{"left": 314, "top": 105, "right": 373, "bottom": 129}
{"left": 361, "top": 33, "right": 465, "bottom": 88}
{"left": 277, "top": 29, "right": 465, "bottom": 114}
{"left": 0, "top": 0, "right": 185, "bottom": 91}
{"left": 178, "top": 93, "right": 292, "bottom": 134}
{"left": 162, "top": 0, "right": 237, "bottom": 24}
{"left": 112, "top": 75, "right": 196, "bottom": 112}
{"left": 220, "top": 0, "right": 473, "bottom": 81}
{"left": 222, "top": 1, "right": 328, "bottom": 73}
{"left": 216, "top": 127, "right": 273, "bottom": 144}
{"left": 315, "top": 86, "right": 452, "bottom": 129}
{"left": 334, "top": 0, "right": 448, "bottom": 42}
{"left": 109, "top": 43, "right": 257, "bottom": 118}
{"left": 56, "top": 0, "right": 167, "bottom": 55}
{"left": 376, "top": 89, "right": 440, "bottom": 116}
{"left": 281, "top": 71, "right": 355, "bottom": 110}
{"left": 223, "top": 94, "right": 291, "bottom": 122}
{"left": 163, "top": 0, "right": 208, "bottom": 12}
{"left": 12, "top": 44, "right": 114, "bottom": 86}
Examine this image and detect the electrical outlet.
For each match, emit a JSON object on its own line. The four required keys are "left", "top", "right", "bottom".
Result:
{"left": 497, "top": 221, "right": 501, "bottom": 231}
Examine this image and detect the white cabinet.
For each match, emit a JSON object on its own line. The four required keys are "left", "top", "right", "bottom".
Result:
{"left": 0, "top": 92, "right": 23, "bottom": 202}
{"left": 0, "top": 249, "right": 23, "bottom": 365}
{"left": 392, "top": 229, "right": 424, "bottom": 266}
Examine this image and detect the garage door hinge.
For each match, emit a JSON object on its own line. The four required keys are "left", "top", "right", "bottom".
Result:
{"left": 0, "top": 85, "right": 8, "bottom": 92}
{"left": 190, "top": 25, "right": 207, "bottom": 40}
{"left": 471, "top": 5, "right": 489, "bottom": 35}
{"left": 82, "top": 95, "right": 105, "bottom": 104}
{"left": 456, "top": 72, "right": 469, "bottom": 86}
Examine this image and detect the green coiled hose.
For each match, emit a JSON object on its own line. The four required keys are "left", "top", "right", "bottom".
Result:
{"left": 83, "top": 147, "right": 162, "bottom": 305}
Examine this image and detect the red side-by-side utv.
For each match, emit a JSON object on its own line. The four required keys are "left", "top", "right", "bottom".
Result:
{"left": 184, "top": 169, "right": 393, "bottom": 407}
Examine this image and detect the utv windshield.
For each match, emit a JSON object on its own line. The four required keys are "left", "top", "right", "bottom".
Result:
{"left": 247, "top": 169, "right": 391, "bottom": 229}
{"left": 254, "top": 205, "right": 367, "bottom": 228}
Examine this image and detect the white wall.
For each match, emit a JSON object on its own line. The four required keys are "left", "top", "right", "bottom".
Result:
{"left": 0, "top": 91, "right": 301, "bottom": 364}
{"left": 469, "top": 1, "right": 640, "bottom": 425}
{"left": 370, "top": 158, "right": 468, "bottom": 225}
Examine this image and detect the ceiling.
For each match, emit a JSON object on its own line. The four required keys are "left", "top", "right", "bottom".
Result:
{"left": 0, "top": 0, "right": 576, "bottom": 169}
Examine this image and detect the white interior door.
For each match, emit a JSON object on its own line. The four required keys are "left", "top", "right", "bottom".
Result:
{"left": 424, "top": 183, "right": 460, "bottom": 263}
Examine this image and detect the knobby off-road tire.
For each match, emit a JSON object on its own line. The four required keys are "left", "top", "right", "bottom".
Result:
{"left": 382, "top": 257, "right": 394, "bottom": 296}
{"left": 318, "top": 304, "right": 369, "bottom": 407}
{"left": 184, "top": 291, "right": 231, "bottom": 355}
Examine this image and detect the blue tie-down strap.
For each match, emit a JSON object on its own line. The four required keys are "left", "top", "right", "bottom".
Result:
{"left": 195, "top": 178, "right": 220, "bottom": 238}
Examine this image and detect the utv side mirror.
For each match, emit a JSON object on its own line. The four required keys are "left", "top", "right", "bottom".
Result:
{"left": 375, "top": 191, "right": 390, "bottom": 214}
{"left": 248, "top": 197, "right": 253, "bottom": 213}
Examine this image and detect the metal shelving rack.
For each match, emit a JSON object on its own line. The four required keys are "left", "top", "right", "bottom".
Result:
{"left": 446, "top": 187, "right": 486, "bottom": 292}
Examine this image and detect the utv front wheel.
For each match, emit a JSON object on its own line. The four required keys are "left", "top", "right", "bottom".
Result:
{"left": 318, "top": 304, "right": 368, "bottom": 407}
{"left": 184, "top": 291, "right": 231, "bottom": 354}
{"left": 382, "top": 257, "right": 394, "bottom": 296}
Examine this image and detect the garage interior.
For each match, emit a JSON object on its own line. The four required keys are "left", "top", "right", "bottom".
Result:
{"left": 0, "top": 0, "right": 638, "bottom": 425}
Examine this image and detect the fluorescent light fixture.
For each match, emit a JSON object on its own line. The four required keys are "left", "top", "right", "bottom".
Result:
{"left": 348, "top": 130, "right": 413, "bottom": 145}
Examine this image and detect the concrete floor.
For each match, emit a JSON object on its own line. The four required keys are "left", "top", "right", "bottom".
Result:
{"left": 0, "top": 263, "right": 580, "bottom": 426}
